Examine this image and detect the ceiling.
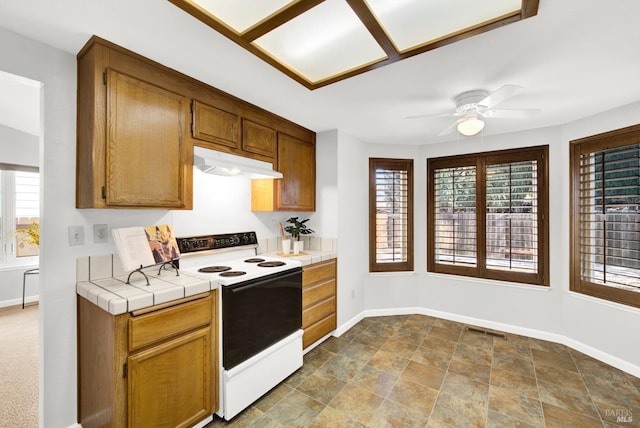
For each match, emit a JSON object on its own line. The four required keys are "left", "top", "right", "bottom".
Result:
{"left": 0, "top": 0, "right": 639, "bottom": 145}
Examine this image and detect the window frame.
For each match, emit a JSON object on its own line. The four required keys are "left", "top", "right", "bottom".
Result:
{"left": 427, "top": 145, "right": 549, "bottom": 286}
{"left": 0, "top": 167, "right": 40, "bottom": 267}
{"left": 369, "top": 158, "right": 414, "bottom": 272}
{"left": 569, "top": 124, "right": 640, "bottom": 308}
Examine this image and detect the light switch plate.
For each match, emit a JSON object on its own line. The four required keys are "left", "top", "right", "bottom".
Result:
{"left": 93, "top": 224, "right": 108, "bottom": 243}
{"left": 68, "top": 225, "right": 85, "bottom": 246}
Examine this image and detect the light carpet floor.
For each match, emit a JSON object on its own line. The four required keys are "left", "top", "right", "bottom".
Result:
{"left": 0, "top": 303, "right": 38, "bottom": 428}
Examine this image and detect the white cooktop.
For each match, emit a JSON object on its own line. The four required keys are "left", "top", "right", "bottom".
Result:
{"left": 179, "top": 250, "right": 301, "bottom": 286}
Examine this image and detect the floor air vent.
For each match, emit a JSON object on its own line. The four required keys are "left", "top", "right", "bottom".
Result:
{"left": 466, "top": 326, "right": 507, "bottom": 339}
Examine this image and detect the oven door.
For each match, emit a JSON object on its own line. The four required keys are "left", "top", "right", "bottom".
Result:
{"left": 222, "top": 267, "right": 302, "bottom": 370}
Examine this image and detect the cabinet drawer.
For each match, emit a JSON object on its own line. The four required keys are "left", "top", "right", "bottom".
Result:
{"left": 303, "top": 297, "right": 336, "bottom": 328}
{"left": 303, "top": 259, "right": 336, "bottom": 286}
{"left": 129, "top": 294, "right": 212, "bottom": 352}
{"left": 303, "top": 314, "right": 336, "bottom": 349}
{"left": 302, "top": 279, "right": 336, "bottom": 309}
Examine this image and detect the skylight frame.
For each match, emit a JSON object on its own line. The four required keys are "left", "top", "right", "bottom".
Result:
{"left": 168, "top": 0, "right": 539, "bottom": 90}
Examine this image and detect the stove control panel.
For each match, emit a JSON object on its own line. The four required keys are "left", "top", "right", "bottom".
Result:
{"left": 176, "top": 232, "right": 258, "bottom": 254}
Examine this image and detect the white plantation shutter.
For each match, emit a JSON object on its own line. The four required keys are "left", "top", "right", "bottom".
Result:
{"left": 15, "top": 171, "right": 40, "bottom": 257}
{"left": 369, "top": 158, "right": 413, "bottom": 272}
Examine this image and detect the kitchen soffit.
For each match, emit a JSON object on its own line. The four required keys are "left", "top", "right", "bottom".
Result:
{"left": 168, "top": 0, "right": 539, "bottom": 90}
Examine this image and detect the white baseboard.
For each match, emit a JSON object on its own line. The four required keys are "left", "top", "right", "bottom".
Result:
{"left": 0, "top": 295, "right": 39, "bottom": 309}
{"left": 333, "top": 307, "right": 640, "bottom": 378}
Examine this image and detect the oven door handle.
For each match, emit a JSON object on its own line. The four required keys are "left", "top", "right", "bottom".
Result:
{"left": 226, "top": 269, "right": 301, "bottom": 294}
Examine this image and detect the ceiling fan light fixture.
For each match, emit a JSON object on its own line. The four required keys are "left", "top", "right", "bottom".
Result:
{"left": 457, "top": 115, "right": 485, "bottom": 136}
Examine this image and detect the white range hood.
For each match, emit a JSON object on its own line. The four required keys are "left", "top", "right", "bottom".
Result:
{"left": 193, "top": 146, "right": 282, "bottom": 179}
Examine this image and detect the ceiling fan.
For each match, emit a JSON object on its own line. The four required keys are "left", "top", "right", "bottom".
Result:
{"left": 408, "top": 85, "right": 540, "bottom": 136}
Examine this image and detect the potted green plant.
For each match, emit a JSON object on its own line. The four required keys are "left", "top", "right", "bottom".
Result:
{"left": 284, "top": 217, "right": 314, "bottom": 254}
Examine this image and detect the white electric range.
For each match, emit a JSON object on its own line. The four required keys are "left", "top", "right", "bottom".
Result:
{"left": 176, "top": 232, "right": 303, "bottom": 421}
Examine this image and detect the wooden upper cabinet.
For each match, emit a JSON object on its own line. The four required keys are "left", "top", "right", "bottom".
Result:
{"left": 76, "top": 37, "right": 193, "bottom": 209}
{"left": 77, "top": 36, "right": 315, "bottom": 211}
{"left": 242, "top": 119, "right": 276, "bottom": 159}
{"left": 277, "top": 133, "right": 316, "bottom": 211}
{"left": 192, "top": 100, "right": 240, "bottom": 150}
{"left": 106, "top": 69, "right": 188, "bottom": 208}
{"left": 251, "top": 132, "right": 316, "bottom": 212}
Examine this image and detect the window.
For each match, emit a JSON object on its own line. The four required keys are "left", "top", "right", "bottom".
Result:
{"left": 0, "top": 167, "right": 40, "bottom": 265}
{"left": 570, "top": 124, "right": 640, "bottom": 308}
{"left": 369, "top": 158, "right": 414, "bottom": 272}
{"left": 427, "top": 146, "right": 549, "bottom": 285}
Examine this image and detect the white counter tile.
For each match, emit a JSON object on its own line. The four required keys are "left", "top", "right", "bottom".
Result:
{"left": 89, "top": 254, "right": 114, "bottom": 280}
{"left": 127, "top": 292, "right": 155, "bottom": 312}
{"left": 77, "top": 262, "right": 216, "bottom": 315}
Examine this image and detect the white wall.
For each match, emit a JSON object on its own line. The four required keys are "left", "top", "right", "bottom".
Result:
{"left": 309, "top": 130, "right": 338, "bottom": 238}
{"left": 334, "top": 130, "right": 368, "bottom": 325}
{"left": 0, "top": 124, "right": 38, "bottom": 167}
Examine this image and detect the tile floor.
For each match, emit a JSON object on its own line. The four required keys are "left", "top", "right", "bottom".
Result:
{"left": 206, "top": 315, "right": 640, "bottom": 427}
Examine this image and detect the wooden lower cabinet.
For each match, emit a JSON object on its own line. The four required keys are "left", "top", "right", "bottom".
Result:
{"left": 302, "top": 259, "right": 337, "bottom": 349}
{"left": 78, "top": 291, "right": 218, "bottom": 428}
{"left": 128, "top": 327, "right": 211, "bottom": 428}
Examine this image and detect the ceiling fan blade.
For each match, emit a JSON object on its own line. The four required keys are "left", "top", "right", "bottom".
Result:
{"left": 406, "top": 111, "right": 454, "bottom": 120}
{"left": 437, "top": 118, "right": 462, "bottom": 136}
{"left": 477, "top": 84, "right": 523, "bottom": 109}
{"left": 479, "top": 108, "right": 540, "bottom": 119}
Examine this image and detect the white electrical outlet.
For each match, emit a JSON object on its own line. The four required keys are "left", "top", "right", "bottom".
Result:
{"left": 68, "top": 226, "right": 85, "bottom": 246}
{"left": 94, "top": 224, "right": 108, "bottom": 243}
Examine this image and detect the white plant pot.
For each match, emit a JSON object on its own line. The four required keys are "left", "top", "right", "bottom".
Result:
{"left": 293, "top": 240, "right": 303, "bottom": 255}
{"left": 281, "top": 239, "right": 291, "bottom": 254}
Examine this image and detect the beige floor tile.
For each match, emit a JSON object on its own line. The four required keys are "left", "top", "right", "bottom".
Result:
{"left": 490, "top": 367, "right": 539, "bottom": 400}
{"left": 489, "top": 385, "right": 545, "bottom": 426}
{"left": 541, "top": 402, "right": 604, "bottom": 428}
{"left": 266, "top": 389, "right": 325, "bottom": 427}
{"left": 369, "top": 399, "right": 430, "bottom": 428}
{"left": 386, "top": 377, "right": 439, "bottom": 415}
{"left": 430, "top": 391, "right": 488, "bottom": 427}
{"left": 401, "top": 360, "right": 446, "bottom": 391}
{"left": 351, "top": 364, "right": 398, "bottom": 398}
{"left": 328, "top": 383, "right": 384, "bottom": 425}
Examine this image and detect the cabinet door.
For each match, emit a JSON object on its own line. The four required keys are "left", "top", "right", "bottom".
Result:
{"left": 106, "top": 69, "right": 189, "bottom": 208}
{"left": 277, "top": 133, "right": 316, "bottom": 211}
{"left": 128, "top": 327, "right": 212, "bottom": 428}
{"left": 192, "top": 100, "right": 240, "bottom": 149}
{"left": 242, "top": 119, "right": 276, "bottom": 159}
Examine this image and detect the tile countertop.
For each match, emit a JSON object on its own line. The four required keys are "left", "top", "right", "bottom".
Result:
{"left": 76, "top": 254, "right": 217, "bottom": 316}
{"left": 257, "top": 236, "right": 337, "bottom": 266}
{"left": 261, "top": 250, "right": 337, "bottom": 266}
